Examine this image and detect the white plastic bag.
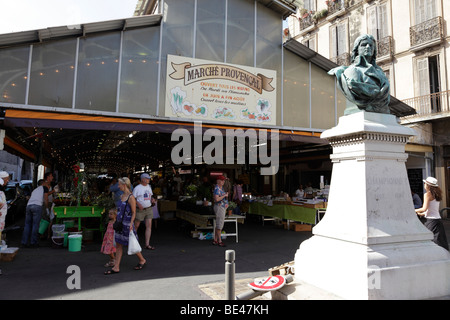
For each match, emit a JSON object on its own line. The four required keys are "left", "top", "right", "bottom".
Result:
{"left": 49, "top": 203, "right": 55, "bottom": 220}
{"left": 128, "top": 231, "right": 141, "bottom": 255}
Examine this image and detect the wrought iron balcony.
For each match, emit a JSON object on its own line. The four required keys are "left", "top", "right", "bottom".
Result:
{"left": 410, "top": 16, "right": 444, "bottom": 51}
{"left": 326, "top": 0, "right": 348, "bottom": 19}
{"left": 376, "top": 36, "right": 393, "bottom": 63}
{"left": 299, "top": 12, "right": 316, "bottom": 31}
{"left": 331, "top": 52, "right": 351, "bottom": 66}
{"left": 401, "top": 90, "right": 450, "bottom": 122}
{"left": 327, "top": 0, "right": 345, "bottom": 14}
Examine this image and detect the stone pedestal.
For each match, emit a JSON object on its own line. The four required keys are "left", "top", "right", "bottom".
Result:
{"left": 293, "top": 112, "right": 450, "bottom": 300}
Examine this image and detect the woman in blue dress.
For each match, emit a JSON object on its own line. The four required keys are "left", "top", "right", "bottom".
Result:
{"left": 104, "top": 177, "right": 146, "bottom": 275}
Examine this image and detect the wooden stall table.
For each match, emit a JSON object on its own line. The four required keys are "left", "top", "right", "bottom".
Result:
{"left": 248, "top": 201, "right": 325, "bottom": 228}
{"left": 176, "top": 209, "right": 212, "bottom": 230}
{"left": 176, "top": 209, "right": 245, "bottom": 243}
{"left": 54, "top": 206, "right": 105, "bottom": 237}
{"left": 212, "top": 214, "right": 245, "bottom": 243}
{"left": 289, "top": 202, "right": 327, "bottom": 225}
{"left": 158, "top": 200, "right": 177, "bottom": 220}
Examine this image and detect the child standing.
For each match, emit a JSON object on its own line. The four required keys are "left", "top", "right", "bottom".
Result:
{"left": 101, "top": 208, "right": 117, "bottom": 267}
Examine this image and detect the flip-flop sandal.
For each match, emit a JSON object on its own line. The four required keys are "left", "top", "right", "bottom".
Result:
{"left": 134, "top": 263, "right": 146, "bottom": 270}
{"left": 104, "top": 269, "right": 120, "bottom": 275}
{"left": 218, "top": 242, "right": 226, "bottom": 247}
{"left": 145, "top": 245, "right": 155, "bottom": 250}
{"left": 104, "top": 261, "right": 115, "bottom": 267}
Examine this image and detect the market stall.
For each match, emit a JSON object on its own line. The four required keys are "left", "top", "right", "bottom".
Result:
{"left": 245, "top": 183, "right": 329, "bottom": 226}
{"left": 53, "top": 206, "right": 105, "bottom": 236}
{"left": 158, "top": 200, "right": 177, "bottom": 220}
{"left": 48, "top": 163, "right": 111, "bottom": 245}
{"left": 247, "top": 194, "right": 327, "bottom": 226}
{"left": 176, "top": 210, "right": 244, "bottom": 243}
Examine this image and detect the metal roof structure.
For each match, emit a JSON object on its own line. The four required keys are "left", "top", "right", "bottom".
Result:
{"left": 0, "top": 13, "right": 415, "bottom": 119}
{"left": 0, "top": 14, "right": 162, "bottom": 48}
{"left": 133, "top": 0, "right": 299, "bottom": 19}
{"left": 256, "top": 0, "right": 298, "bottom": 18}
{"left": 0, "top": 5, "right": 415, "bottom": 173}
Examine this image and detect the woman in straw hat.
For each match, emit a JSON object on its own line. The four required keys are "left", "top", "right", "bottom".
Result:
{"left": 415, "top": 177, "right": 449, "bottom": 250}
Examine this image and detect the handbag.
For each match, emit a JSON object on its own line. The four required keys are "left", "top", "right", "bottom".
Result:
{"left": 113, "top": 195, "right": 130, "bottom": 233}
{"left": 113, "top": 218, "right": 123, "bottom": 233}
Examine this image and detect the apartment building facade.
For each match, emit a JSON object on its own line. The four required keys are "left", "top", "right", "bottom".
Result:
{"left": 287, "top": 0, "right": 450, "bottom": 209}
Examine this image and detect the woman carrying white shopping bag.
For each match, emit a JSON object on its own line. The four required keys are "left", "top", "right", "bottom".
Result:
{"left": 104, "top": 177, "right": 146, "bottom": 275}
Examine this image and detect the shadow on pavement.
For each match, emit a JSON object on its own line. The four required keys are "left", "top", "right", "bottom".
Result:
{"left": 0, "top": 216, "right": 311, "bottom": 300}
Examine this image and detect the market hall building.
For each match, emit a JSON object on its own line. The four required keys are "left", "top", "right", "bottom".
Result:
{"left": 0, "top": 0, "right": 414, "bottom": 199}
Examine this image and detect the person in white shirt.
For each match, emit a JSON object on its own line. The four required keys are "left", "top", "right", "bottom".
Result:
{"left": 0, "top": 171, "right": 10, "bottom": 242}
{"left": 295, "top": 185, "right": 304, "bottom": 198}
{"left": 0, "top": 171, "right": 9, "bottom": 275}
{"left": 415, "top": 177, "right": 448, "bottom": 251}
{"left": 133, "top": 173, "right": 155, "bottom": 250}
{"left": 21, "top": 176, "right": 51, "bottom": 248}
{"left": 173, "top": 172, "right": 182, "bottom": 196}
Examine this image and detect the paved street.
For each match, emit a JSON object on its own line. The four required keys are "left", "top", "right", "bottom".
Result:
{"left": 0, "top": 216, "right": 309, "bottom": 300}
{"left": 1, "top": 216, "right": 449, "bottom": 300}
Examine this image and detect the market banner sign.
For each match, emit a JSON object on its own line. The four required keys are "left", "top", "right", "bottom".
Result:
{"left": 165, "top": 55, "right": 277, "bottom": 125}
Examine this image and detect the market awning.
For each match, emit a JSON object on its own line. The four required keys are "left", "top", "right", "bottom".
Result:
{"left": 3, "top": 108, "right": 326, "bottom": 143}
{"left": 4, "top": 135, "right": 36, "bottom": 161}
{"left": 1, "top": 108, "right": 328, "bottom": 173}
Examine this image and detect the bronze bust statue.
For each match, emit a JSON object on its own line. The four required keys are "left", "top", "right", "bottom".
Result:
{"left": 328, "top": 34, "right": 390, "bottom": 115}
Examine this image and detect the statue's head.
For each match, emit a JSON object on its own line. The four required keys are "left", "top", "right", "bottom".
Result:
{"left": 351, "top": 34, "right": 378, "bottom": 65}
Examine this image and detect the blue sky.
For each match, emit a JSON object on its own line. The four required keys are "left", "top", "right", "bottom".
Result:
{"left": 0, "top": 0, "right": 138, "bottom": 34}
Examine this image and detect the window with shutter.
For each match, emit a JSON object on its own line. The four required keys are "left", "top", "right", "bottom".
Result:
{"left": 302, "top": 36, "right": 316, "bottom": 51}
{"left": 367, "top": 6, "right": 378, "bottom": 38}
{"left": 378, "top": 4, "right": 388, "bottom": 39}
{"left": 426, "top": 0, "right": 437, "bottom": 20}
{"left": 417, "top": 58, "right": 430, "bottom": 96}
{"left": 414, "top": 0, "right": 437, "bottom": 24}
{"left": 330, "top": 20, "right": 348, "bottom": 61}
{"left": 367, "top": 3, "right": 389, "bottom": 41}
{"left": 337, "top": 23, "right": 347, "bottom": 56}
{"left": 415, "top": 55, "right": 442, "bottom": 113}
{"left": 303, "top": 0, "right": 316, "bottom": 11}
{"left": 330, "top": 26, "right": 337, "bottom": 58}
{"left": 417, "top": 57, "right": 431, "bottom": 112}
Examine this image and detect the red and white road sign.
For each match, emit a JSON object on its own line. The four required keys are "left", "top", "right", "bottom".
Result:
{"left": 248, "top": 275, "right": 286, "bottom": 291}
